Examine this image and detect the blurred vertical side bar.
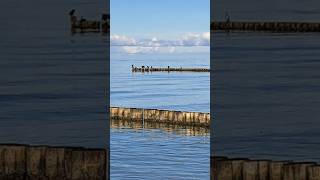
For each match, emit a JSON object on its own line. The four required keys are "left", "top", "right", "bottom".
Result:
{"left": 106, "top": 0, "right": 110, "bottom": 179}
{"left": 210, "top": 0, "right": 214, "bottom": 179}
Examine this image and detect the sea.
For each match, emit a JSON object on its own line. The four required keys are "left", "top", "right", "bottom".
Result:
{"left": 0, "top": 0, "right": 108, "bottom": 147}
{"left": 212, "top": 0, "right": 320, "bottom": 162}
{"left": 110, "top": 52, "right": 210, "bottom": 179}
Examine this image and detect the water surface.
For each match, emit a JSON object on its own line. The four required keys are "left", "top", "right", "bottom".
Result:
{"left": 0, "top": 0, "right": 108, "bottom": 148}
{"left": 212, "top": 32, "right": 320, "bottom": 162}
{"left": 111, "top": 53, "right": 210, "bottom": 179}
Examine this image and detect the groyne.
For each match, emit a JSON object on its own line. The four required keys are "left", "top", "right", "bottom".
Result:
{"left": 110, "top": 107, "right": 210, "bottom": 128}
{"left": 69, "top": 10, "right": 109, "bottom": 34}
{"left": 0, "top": 144, "right": 108, "bottom": 180}
{"left": 211, "top": 21, "right": 320, "bottom": 32}
{"left": 131, "top": 65, "right": 210, "bottom": 72}
{"left": 211, "top": 156, "right": 320, "bottom": 180}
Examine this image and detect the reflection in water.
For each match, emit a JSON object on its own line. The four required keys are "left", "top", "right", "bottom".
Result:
{"left": 111, "top": 119, "right": 209, "bottom": 137}
{"left": 111, "top": 119, "right": 210, "bottom": 180}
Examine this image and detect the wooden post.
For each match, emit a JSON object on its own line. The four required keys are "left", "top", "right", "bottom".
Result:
{"left": 211, "top": 156, "right": 229, "bottom": 180}
{"left": 270, "top": 161, "right": 288, "bottom": 180}
{"left": 231, "top": 158, "right": 248, "bottom": 180}
{"left": 216, "top": 160, "right": 233, "bottom": 180}
{"left": 258, "top": 160, "right": 271, "bottom": 180}
{"left": 308, "top": 166, "right": 320, "bottom": 180}
{"left": 45, "top": 147, "right": 66, "bottom": 179}
{"left": 283, "top": 162, "right": 316, "bottom": 180}
{"left": 243, "top": 160, "right": 259, "bottom": 180}
{"left": 0, "top": 144, "right": 26, "bottom": 180}
{"left": 26, "top": 146, "right": 47, "bottom": 179}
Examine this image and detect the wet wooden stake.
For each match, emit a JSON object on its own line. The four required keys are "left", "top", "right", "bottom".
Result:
{"left": 0, "top": 145, "right": 26, "bottom": 180}
{"left": 308, "top": 165, "right": 320, "bottom": 180}
{"left": 269, "top": 161, "right": 288, "bottom": 180}
{"left": 283, "top": 162, "right": 316, "bottom": 180}
{"left": 231, "top": 158, "right": 248, "bottom": 180}
{"left": 258, "top": 160, "right": 271, "bottom": 180}
{"left": 243, "top": 160, "right": 259, "bottom": 180}
{"left": 211, "top": 156, "right": 228, "bottom": 180}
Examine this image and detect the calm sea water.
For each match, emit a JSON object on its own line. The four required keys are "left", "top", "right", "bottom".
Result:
{"left": 110, "top": 52, "right": 210, "bottom": 179}
{"left": 212, "top": 32, "right": 320, "bottom": 162}
{"left": 211, "top": 0, "right": 320, "bottom": 162}
{"left": 0, "top": 0, "right": 108, "bottom": 148}
{"left": 111, "top": 120, "right": 209, "bottom": 180}
{"left": 111, "top": 53, "right": 210, "bottom": 111}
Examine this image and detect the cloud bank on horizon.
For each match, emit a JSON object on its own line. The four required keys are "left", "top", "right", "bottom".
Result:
{"left": 111, "top": 32, "right": 210, "bottom": 54}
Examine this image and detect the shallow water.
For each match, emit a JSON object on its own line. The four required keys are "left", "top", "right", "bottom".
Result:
{"left": 111, "top": 120, "right": 210, "bottom": 180}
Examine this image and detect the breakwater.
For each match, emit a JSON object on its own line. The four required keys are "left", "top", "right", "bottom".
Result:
{"left": 211, "top": 156, "right": 320, "bottom": 180}
{"left": 0, "top": 144, "right": 108, "bottom": 180}
{"left": 211, "top": 21, "right": 320, "bottom": 32}
{"left": 131, "top": 65, "right": 210, "bottom": 72}
{"left": 110, "top": 107, "right": 210, "bottom": 128}
{"left": 69, "top": 10, "right": 109, "bottom": 34}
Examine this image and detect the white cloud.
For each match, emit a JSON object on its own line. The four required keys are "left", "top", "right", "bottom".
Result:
{"left": 110, "top": 35, "right": 136, "bottom": 46}
{"left": 111, "top": 32, "right": 210, "bottom": 54}
{"left": 178, "top": 32, "right": 210, "bottom": 46}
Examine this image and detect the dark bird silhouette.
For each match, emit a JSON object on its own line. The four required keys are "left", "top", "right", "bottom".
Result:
{"left": 69, "top": 9, "right": 76, "bottom": 16}
{"left": 101, "top": 14, "right": 109, "bottom": 21}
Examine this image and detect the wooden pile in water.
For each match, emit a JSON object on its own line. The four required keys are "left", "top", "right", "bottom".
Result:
{"left": 211, "top": 156, "right": 320, "bottom": 180}
{"left": 211, "top": 21, "right": 320, "bottom": 32}
{"left": 131, "top": 65, "right": 210, "bottom": 72}
{"left": 110, "top": 107, "right": 210, "bottom": 128}
{"left": 0, "top": 144, "right": 108, "bottom": 180}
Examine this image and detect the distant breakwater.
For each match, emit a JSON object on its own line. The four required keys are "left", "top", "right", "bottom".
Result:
{"left": 69, "top": 10, "right": 109, "bottom": 34}
{"left": 211, "top": 156, "right": 320, "bottom": 180}
{"left": 0, "top": 144, "right": 108, "bottom": 180}
{"left": 131, "top": 65, "right": 210, "bottom": 72}
{"left": 211, "top": 21, "right": 320, "bottom": 32}
{"left": 110, "top": 107, "right": 210, "bottom": 128}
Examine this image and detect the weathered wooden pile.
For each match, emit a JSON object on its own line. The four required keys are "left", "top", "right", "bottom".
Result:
{"left": 0, "top": 144, "right": 108, "bottom": 180}
{"left": 211, "top": 21, "right": 320, "bottom": 32}
{"left": 131, "top": 65, "right": 210, "bottom": 72}
{"left": 110, "top": 107, "right": 210, "bottom": 128}
{"left": 211, "top": 156, "right": 320, "bottom": 180}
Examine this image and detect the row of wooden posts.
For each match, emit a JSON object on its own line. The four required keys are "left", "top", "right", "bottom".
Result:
{"left": 211, "top": 21, "right": 320, "bottom": 32}
{"left": 110, "top": 107, "right": 210, "bottom": 128}
{"left": 0, "top": 144, "right": 108, "bottom": 180}
{"left": 69, "top": 10, "right": 109, "bottom": 34}
{"left": 211, "top": 156, "right": 320, "bottom": 180}
{"left": 131, "top": 65, "right": 210, "bottom": 72}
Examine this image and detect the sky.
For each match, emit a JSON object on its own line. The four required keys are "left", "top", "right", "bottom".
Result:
{"left": 110, "top": 0, "right": 210, "bottom": 54}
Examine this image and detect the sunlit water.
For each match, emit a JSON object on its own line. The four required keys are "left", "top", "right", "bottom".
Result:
{"left": 111, "top": 52, "right": 210, "bottom": 179}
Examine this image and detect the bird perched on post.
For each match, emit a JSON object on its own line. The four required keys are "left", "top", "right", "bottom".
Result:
{"left": 69, "top": 9, "right": 77, "bottom": 24}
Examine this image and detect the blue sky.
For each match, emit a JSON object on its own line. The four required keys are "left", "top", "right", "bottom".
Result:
{"left": 111, "top": 0, "right": 210, "bottom": 38}
{"left": 111, "top": 0, "right": 210, "bottom": 54}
